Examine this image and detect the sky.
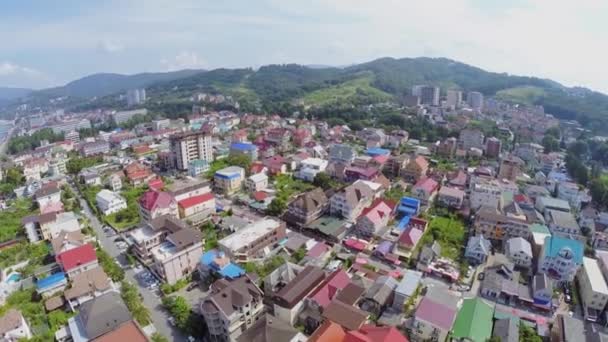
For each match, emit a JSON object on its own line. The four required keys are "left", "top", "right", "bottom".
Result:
{"left": 2, "top": 0, "right": 608, "bottom": 92}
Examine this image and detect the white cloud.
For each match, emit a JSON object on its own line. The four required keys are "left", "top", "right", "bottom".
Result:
{"left": 97, "top": 40, "right": 124, "bottom": 53}
{"left": 0, "top": 62, "right": 40, "bottom": 76}
{"left": 161, "top": 51, "right": 208, "bottom": 71}
{"left": 0, "top": 61, "right": 53, "bottom": 88}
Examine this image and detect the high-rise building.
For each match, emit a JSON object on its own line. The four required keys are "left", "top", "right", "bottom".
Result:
{"left": 411, "top": 85, "right": 425, "bottom": 97}
{"left": 126, "top": 88, "right": 146, "bottom": 106}
{"left": 485, "top": 137, "right": 502, "bottom": 158}
{"left": 420, "top": 86, "right": 440, "bottom": 106}
{"left": 446, "top": 90, "right": 462, "bottom": 108}
{"left": 170, "top": 131, "right": 214, "bottom": 170}
{"left": 468, "top": 91, "right": 484, "bottom": 110}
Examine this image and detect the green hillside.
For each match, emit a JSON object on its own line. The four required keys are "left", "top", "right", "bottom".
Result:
{"left": 495, "top": 86, "right": 546, "bottom": 105}
{"left": 300, "top": 73, "right": 392, "bottom": 107}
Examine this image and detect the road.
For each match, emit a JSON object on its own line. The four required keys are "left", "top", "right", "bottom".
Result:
{"left": 70, "top": 181, "right": 187, "bottom": 342}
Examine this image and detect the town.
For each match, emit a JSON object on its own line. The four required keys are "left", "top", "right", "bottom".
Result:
{"left": 0, "top": 80, "right": 605, "bottom": 342}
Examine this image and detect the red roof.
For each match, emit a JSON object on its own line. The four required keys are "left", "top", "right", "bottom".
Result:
{"left": 252, "top": 191, "right": 268, "bottom": 202}
{"left": 56, "top": 243, "right": 97, "bottom": 272}
{"left": 250, "top": 162, "right": 265, "bottom": 174}
{"left": 139, "top": 190, "right": 174, "bottom": 211}
{"left": 307, "top": 242, "right": 331, "bottom": 258}
{"left": 309, "top": 269, "right": 350, "bottom": 308}
{"left": 148, "top": 178, "right": 164, "bottom": 190}
{"left": 344, "top": 238, "right": 367, "bottom": 251}
{"left": 178, "top": 193, "right": 214, "bottom": 209}
{"left": 345, "top": 325, "right": 409, "bottom": 342}
{"left": 413, "top": 177, "right": 439, "bottom": 194}
{"left": 399, "top": 227, "right": 424, "bottom": 248}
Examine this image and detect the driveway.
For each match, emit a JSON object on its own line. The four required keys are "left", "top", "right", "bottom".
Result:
{"left": 70, "top": 181, "right": 187, "bottom": 342}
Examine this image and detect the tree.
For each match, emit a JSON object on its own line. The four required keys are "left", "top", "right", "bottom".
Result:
{"left": 162, "top": 296, "right": 191, "bottom": 330}
{"left": 545, "top": 126, "right": 561, "bottom": 139}
{"left": 313, "top": 172, "right": 333, "bottom": 190}
{"left": 121, "top": 281, "right": 151, "bottom": 326}
{"left": 151, "top": 333, "right": 169, "bottom": 342}
{"left": 542, "top": 136, "right": 560, "bottom": 153}
{"left": 590, "top": 176, "right": 608, "bottom": 208}
{"left": 267, "top": 197, "right": 287, "bottom": 216}
{"left": 226, "top": 154, "right": 251, "bottom": 174}
{"left": 519, "top": 324, "right": 542, "bottom": 342}
{"left": 568, "top": 141, "right": 589, "bottom": 157}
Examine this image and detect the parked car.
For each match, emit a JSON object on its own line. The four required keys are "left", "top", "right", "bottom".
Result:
{"left": 477, "top": 272, "right": 485, "bottom": 281}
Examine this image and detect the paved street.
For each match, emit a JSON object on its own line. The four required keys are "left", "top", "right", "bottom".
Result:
{"left": 70, "top": 181, "right": 187, "bottom": 342}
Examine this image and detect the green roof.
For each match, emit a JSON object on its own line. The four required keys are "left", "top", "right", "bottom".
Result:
{"left": 530, "top": 223, "right": 550, "bottom": 235}
{"left": 452, "top": 298, "right": 494, "bottom": 342}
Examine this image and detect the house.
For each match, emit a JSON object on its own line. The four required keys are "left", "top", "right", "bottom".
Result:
{"left": 188, "top": 159, "right": 209, "bottom": 177}
{"left": 417, "top": 242, "right": 441, "bottom": 271}
{"left": 344, "top": 166, "right": 379, "bottom": 182}
{"left": 437, "top": 186, "right": 466, "bottom": 209}
{"left": 479, "top": 256, "right": 530, "bottom": 305}
{"left": 218, "top": 218, "right": 286, "bottom": 262}
{"left": 273, "top": 265, "right": 326, "bottom": 325}
{"left": 393, "top": 270, "right": 423, "bottom": 311}
{"left": 129, "top": 215, "right": 203, "bottom": 284}
{"left": 138, "top": 190, "right": 178, "bottom": 222}
{"left": 402, "top": 156, "right": 429, "bottom": 182}
{"left": 411, "top": 178, "right": 439, "bottom": 204}
{"left": 79, "top": 169, "right": 102, "bottom": 186}
{"left": 451, "top": 297, "right": 494, "bottom": 342}
{"left": 296, "top": 158, "right": 328, "bottom": 182}
{"left": 0, "top": 309, "right": 32, "bottom": 341}
{"left": 124, "top": 162, "right": 153, "bottom": 186}
{"left": 51, "top": 230, "right": 86, "bottom": 255}
{"left": 411, "top": 288, "right": 459, "bottom": 342}
{"left": 285, "top": 188, "right": 328, "bottom": 228}
{"left": 354, "top": 199, "right": 394, "bottom": 238}
{"left": 306, "top": 269, "right": 351, "bottom": 313}
{"left": 229, "top": 142, "right": 258, "bottom": 161}
{"left": 577, "top": 257, "right": 608, "bottom": 322}
{"left": 265, "top": 127, "right": 290, "bottom": 147}
{"left": 64, "top": 268, "right": 114, "bottom": 311}
{"left": 359, "top": 275, "right": 398, "bottom": 315}
{"left": 23, "top": 211, "right": 81, "bottom": 243}
{"left": 538, "top": 235, "right": 583, "bottom": 282}
{"left": 330, "top": 181, "right": 378, "bottom": 222}
{"left": 165, "top": 177, "right": 211, "bottom": 202}
{"left": 493, "top": 318, "right": 519, "bottom": 342}
{"left": 329, "top": 144, "right": 356, "bottom": 164}
{"left": 465, "top": 235, "right": 492, "bottom": 265}
{"left": 37, "top": 272, "right": 68, "bottom": 297}
{"left": 200, "top": 276, "right": 264, "bottom": 342}
{"left": 199, "top": 249, "right": 245, "bottom": 280}
{"left": 35, "top": 185, "right": 62, "bottom": 214}
{"left": 106, "top": 173, "right": 123, "bottom": 192}
{"left": 66, "top": 292, "right": 140, "bottom": 342}
{"left": 56, "top": 243, "right": 98, "bottom": 279}
{"left": 322, "top": 299, "right": 368, "bottom": 331}
{"left": 293, "top": 128, "right": 312, "bottom": 147}
{"left": 237, "top": 313, "right": 307, "bottom": 342}
{"left": 214, "top": 166, "right": 245, "bottom": 194}
{"left": 263, "top": 155, "right": 288, "bottom": 175}
{"left": 96, "top": 190, "right": 127, "bottom": 216}
{"left": 245, "top": 173, "right": 268, "bottom": 192}
{"left": 309, "top": 322, "right": 408, "bottom": 342}
{"left": 505, "top": 237, "right": 533, "bottom": 269}
{"left": 177, "top": 192, "right": 215, "bottom": 224}
{"left": 546, "top": 210, "right": 581, "bottom": 240}
{"left": 532, "top": 273, "right": 553, "bottom": 309}
{"left": 535, "top": 196, "right": 571, "bottom": 214}
{"left": 551, "top": 314, "right": 585, "bottom": 342}
{"left": 397, "top": 225, "right": 425, "bottom": 256}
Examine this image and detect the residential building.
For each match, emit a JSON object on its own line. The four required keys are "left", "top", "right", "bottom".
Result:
{"left": 49, "top": 157, "right": 67, "bottom": 176}
{"left": 393, "top": 270, "right": 423, "bottom": 312}
{"left": 296, "top": 158, "right": 328, "bottom": 182}
{"left": 551, "top": 314, "right": 585, "bottom": 342}
{"left": 330, "top": 180, "right": 378, "bottom": 222}
{"left": 498, "top": 155, "right": 524, "bottom": 181}
{"left": 465, "top": 235, "right": 492, "bottom": 265}
{"left": 178, "top": 193, "right": 215, "bottom": 224}
{"left": 49, "top": 118, "right": 91, "bottom": 134}
{"left": 467, "top": 91, "right": 484, "bottom": 110}
{"left": 577, "top": 257, "right": 608, "bottom": 322}
{"left": 411, "top": 289, "right": 459, "bottom": 342}
{"left": 107, "top": 173, "right": 122, "bottom": 192}
{"left": 360, "top": 275, "right": 398, "bottom": 314}
{"left": 96, "top": 190, "right": 127, "bottom": 216}
{"left": 459, "top": 128, "right": 485, "bottom": 150}
{"left": 402, "top": 156, "right": 429, "bottom": 182}
{"left": 237, "top": 313, "right": 306, "bottom": 342}
{"left": 35, "top": 185, "right": 62, "bottom": 213}
{"left": 546, "top": 209, "right": 581, "bottom": 240}
{"left": 214, "top": 166, "right": 245, "bottom": 195}
{"left": 200, "top": 276, "right": 264, "bottom": 342}
{"left": 452, "top": 297, "right": 494, "bottom": 342}
{"left": 538, "top": 235, "right": 583, "bottom": 282}
{"left": 411, "top": 178, "right": 439, "bottom": 204}
{"left": 112, "top": 108, "right": 147, "bottom": 124}
{"left": 229, "top": 142, "right": 258, "bottom": 161}
{"left": 0, "top": 309, "right": 32, "bottom": 341}
{"left": 80, "top": 141, "right": 110, "bottom": 157}
{"left": 199, "top": 250, "right": 245, "bottom": 280}
{"left": 446, "top": 89, "right": 462, "bottom": 108}
{"left": 437, "top": 186, "right": 465, "bottom": 209}
{"left": 51, "top": 230, "right": 86, "bottom": 255}
{"left": 273, "top": 265, "right": 325, "bottom": 325}
{"left": 557, "top": 181, "right": 586, "bottom": 211}
{"left": 188, "top": 159, "right": 209, "bottom": 177}
{"left": 165, "top": 177, "right": 211, "bottom": 202}
{"left": 536, "top": 196, "right": 571, "bottom": 214}
{"left": 129, "top": 216, "right": 203, "bottom": 284}
{"left": 321, "top": 299, "right": 368, "bottom": 331}
{"left": 23, "top": 211, "right": 81, "bottom": 243}
{"left": 532, "top": 273, "right": 553, "bottom": 309}
{"left": 265, "top": 127, "right": 290, "bottom": 147}
{"left": 420, "top": 86, "right": 440, "bottom": 106}
{"left": 218, "top": 218, "right": 286, "bottom": 262}
{"left": 293, "top": 128, "right": 312, "bottom": 147}
{"left": 56, "top": 243, "right": 98, "bottom": 279}
{"left": 64, "top": 268, "right": 114, "bottom": 311}
{"left": 485, "top": 137, "right": 502, "bottom": 158}
{"left": 344, "top": 166, "right": 379, "bottom": 182}
{"left": 285, "top": 188, "right": 328, "bottom": 227}
{"left": 126, "top": 88, "right": 146, "bottom": 106}
{"left": 354, "top": 199, "right": 394, "bottom": 238}
{"left": 473, "top": 206, "right": 530, "bottom": 241}
{"left": 124, "top": 162, "right": 153, "bottom": 186}
{"left": 245, "top": 173, "right": 268, "bottom": 192}
{"left": 170, "top": 131, "right": 213, "bottom": 170}
{"left": 263, "top": 155, "right": 288, "bottom": 175}
{"left": 65, "top": 130, "right": 80, "bottom": 144}
{"left": 138, "top": 190, "right": 178, "bottom": 222}
{"left": 505, "top": 237, "right": 533, "bottom": 269}
{"left": 329, "top": 144, "right": 356, "bottom": 164}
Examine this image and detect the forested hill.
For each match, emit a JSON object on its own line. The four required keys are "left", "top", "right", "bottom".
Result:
{"left": 7, "top": 57, "right": 608, "bottom": 130}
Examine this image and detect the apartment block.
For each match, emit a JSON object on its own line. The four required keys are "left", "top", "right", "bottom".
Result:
{"left": 170, "top": 131, "right": 214, "bottom": 170}
{"left": 218, "top": 218, "right": 286, "bottom": 262}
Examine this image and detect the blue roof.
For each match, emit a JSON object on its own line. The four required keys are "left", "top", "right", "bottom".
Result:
{"left": 543, "top": 236, "right": 584, "bottom": 264}
{"left": 397, "top": 216, "right": 411, "bottom": 231}
{"left": 396, "top": 270, "right": 423, "bottom": 296}
{"left": 400, "top": 197, "right": 420, "bottom": 207}
{"left": 200, "top": 250, "right": 245, "bottom": 279}
{"left": 231, "top": 142, "right": 257, "bottom": 151}
{"left": 201, "top": 250, "right": 217, "bottom": 266}
{"left": 365, "top": 148, "right": 390, "bottom": 156}
{"left": 220, "top": 263, "right": 245, "bottom": 279}
{"left": 37, "top": 272, "right": 66, "bottom": 291}
{"left": 215, "top": 172, "right": 240, "bottom": 180}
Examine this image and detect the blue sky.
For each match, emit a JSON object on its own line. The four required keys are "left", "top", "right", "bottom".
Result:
{"left": 2, "top": 0, "right": 607, "bottom": 92}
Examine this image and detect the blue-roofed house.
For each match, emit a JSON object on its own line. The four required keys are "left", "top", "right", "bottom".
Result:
{"left": 397, "top": 197, "right": 420, "bottom": 217}
{"left": 465, "top": 235, "right": 492, "bottom": 265}
{"left": 538, "top": 236, "right": 584, "bottom": 282}
{"left": 230, "top": 142, "right": 258, "bottom": 161}
{"left": 36, "top": 272, "right": 67, "bottom": 298}
{"left": 393, "top": 270, "right": 422, "bottom": 311}
{"left": 214, "top": 166, "right": 245, "bottom": 195}
{"left": 199, "top": 250, "right": 245, "bottom": 280}
{"left": 365, "top": 148, "right": 391, "bottom": 157}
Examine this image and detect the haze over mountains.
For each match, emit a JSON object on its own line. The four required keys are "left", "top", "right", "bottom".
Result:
{"left": 2, "top": 57, "right": 608, "bottom": 130}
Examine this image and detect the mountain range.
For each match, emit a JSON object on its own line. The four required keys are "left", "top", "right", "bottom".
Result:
{"left": 4, "top": 57, "right": 608, "bottom": 130}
